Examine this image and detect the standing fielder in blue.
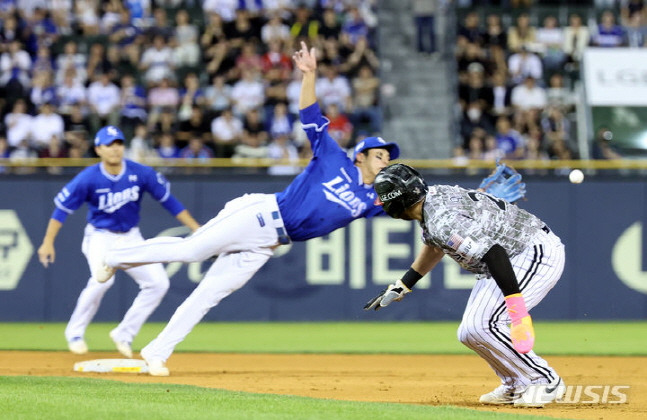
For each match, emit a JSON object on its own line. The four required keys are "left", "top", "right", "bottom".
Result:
{"left": 95, "top": 41, "right": 400, "bottom": 376}
{"left": 37, "top": 126, "right": 200, "bottom": 358}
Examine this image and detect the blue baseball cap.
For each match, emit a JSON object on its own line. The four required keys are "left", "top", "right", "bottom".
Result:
{"left": 352, "top": 136, "right": 400, "bottom": 162}
{"left": 94, "top": 126, "right": 125, "bottom": 146}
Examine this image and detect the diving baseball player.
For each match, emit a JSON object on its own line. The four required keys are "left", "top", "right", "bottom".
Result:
{"left": 365, "top": 164, "right": 566, "bottom": 408}
{"left": 37, "top": 126, "right": 200, "bottom": 358}
{"left": 92, "top": 42, "right": 401, "bottom": 376}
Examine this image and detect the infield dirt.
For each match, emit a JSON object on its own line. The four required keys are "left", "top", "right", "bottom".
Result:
{"left": 2, "top": 351, "right": 645, "bottom": 419}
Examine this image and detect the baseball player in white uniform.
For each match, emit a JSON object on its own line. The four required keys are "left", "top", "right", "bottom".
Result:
{"left": 365, "top": 163, "right": 566, "bottom": 408}
{"left": 37, "top": 126, "right": 200, "bottom": 358}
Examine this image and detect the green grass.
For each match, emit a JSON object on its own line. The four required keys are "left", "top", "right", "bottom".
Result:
{"left": 0, "top": 376, "right": 558, "bottom": 420}
{"left": 1, "top": 322, "right": 643, "bottom": 419}
{"left": 0, "top": 321, "right": 645, "bottom": 355}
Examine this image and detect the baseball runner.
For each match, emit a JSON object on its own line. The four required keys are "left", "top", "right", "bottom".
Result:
{"left": 37, "top": 126, "right": 200, "bottom": 358}
{"left": 365, "top": 163, "right": 566, "bottom": 408}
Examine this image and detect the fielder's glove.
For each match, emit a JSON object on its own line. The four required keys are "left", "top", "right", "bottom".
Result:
{"left": 363, "top": 280, "right": 411, "bottom": 311}
{"left": 478, "top": 161, "right": 526, "bottom": 203}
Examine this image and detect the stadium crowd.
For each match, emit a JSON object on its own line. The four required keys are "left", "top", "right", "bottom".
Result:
{"left": 0, "top": 0, "right": 382, "bottom": 173}
{"left": 453, "top": 1, "right": 636, "bottom": 163}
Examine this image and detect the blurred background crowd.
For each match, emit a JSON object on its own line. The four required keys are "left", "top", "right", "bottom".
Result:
{"left": 0, "top": 0, "right": 382, "bottom": 173}
{"left": 0, "top": 0, "right": 640, "bottom": 175}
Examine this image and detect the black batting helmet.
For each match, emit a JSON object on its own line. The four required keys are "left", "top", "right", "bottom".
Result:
{"left": 374, "top": 164, "right": 428, "bottom": 218}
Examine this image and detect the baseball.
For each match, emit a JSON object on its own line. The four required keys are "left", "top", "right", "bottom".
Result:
{"left": 569, "top": 169, "right": 584, "bottom": 184}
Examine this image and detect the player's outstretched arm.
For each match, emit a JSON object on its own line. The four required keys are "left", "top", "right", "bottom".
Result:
{"left": 38, "top": 218, "right": 63, "bottom": 267}
{"left": 293, "top": 40, "right": 317, "bottom": 110}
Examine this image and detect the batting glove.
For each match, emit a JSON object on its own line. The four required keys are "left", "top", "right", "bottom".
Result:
{"left": 505, "top": 293, "right": 535, "bottom": 354}
{"left": 363, "top": 280, "right": 411, "bottom": 311}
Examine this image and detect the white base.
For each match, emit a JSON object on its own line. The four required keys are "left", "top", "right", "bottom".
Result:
{"left": 73, "top": 358, "right": 149, "bottom": 373}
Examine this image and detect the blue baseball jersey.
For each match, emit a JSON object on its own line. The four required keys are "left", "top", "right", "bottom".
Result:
{"left": 275, "top": 103, "right": 385, "bottom": 241}
{"left": 52, "top": 160, "right": 185, "bottom": 232}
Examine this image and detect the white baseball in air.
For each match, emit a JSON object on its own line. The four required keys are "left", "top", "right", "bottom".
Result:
{"left": 569, "top": 169, "right": 584, "bottom": 184}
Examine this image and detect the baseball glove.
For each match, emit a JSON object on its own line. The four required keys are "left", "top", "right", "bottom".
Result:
{"left": 478, "top": 161, "right": 526, "bottom": 203}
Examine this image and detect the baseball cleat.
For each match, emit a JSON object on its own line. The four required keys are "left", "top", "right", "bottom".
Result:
{"left": 514, "top": 376, "right": 566, "bottom": 408}
{"left": 145, "top": 359, "right": 170, "bottom": 377}
{"left": 94, "top": 259, "right": 116, "bottom": 283}
{"left": 479, "top": 385, "right": 522, "bottom": 405}
{"left": 109, "top": 330, "right": 133, "bottom": 358}
{"left": 68, "top": 337, "right": 88, "bottom": 355}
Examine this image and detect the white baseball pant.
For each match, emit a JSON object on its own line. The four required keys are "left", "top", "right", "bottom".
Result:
{"left": 65, "top": 225, "right": 169, "bottom": 344}
{"left": 104, "top": 193, "right": 285, "bottom": 361}
{"left": 457, "top": 227, "right": 565, "bottom": 389}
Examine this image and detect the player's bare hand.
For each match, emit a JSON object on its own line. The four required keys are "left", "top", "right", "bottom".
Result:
{"left": 37, "top": 243, "right": 55, "bottom": 268}
{"left": 292, "top": 41, "right": 317, "bottom": 73}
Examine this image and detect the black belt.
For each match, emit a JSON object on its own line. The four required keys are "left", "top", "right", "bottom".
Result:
{"left": 542, "top": 225, "right": 550, "bottom": 234}
{"left": 272, "top": 211, "right": 291, "bottom": 245}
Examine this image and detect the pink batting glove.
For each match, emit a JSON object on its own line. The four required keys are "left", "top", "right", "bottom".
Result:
{"left": 505, "top": 293, "right": 535, "bottom": 354}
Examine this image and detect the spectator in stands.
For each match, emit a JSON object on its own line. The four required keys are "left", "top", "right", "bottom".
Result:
{"left": 147, "top": 7, "right": 174, "bottom": 41}
{"left": 494, "top": 116, "right": 524, "bottom": 159}
{"left": 460, "top": 101, "right": 494, "bottom": 149}
{"left": 234, "top": 108, "right": 269, "bottom": 159}
{"left": 38, "top": 134, "right": 67, "bottom": 174}
{"left": 457, "top": 11, "right": 483, "bottom": 51}
{"left": 351, "top": 64, "right": 381, "bottom": 134}
{"left": 57, "top": 70, "right": 87, "bottom": 115}
{"left": 28, "top": 7, "right": 59, "bottom": 51}
{"left": 231, "top": 68, "right": 265, "bottom": 117}
{"left": 126, "top": 124, "right": 156, "bottom": 162}
{"left": 211, "top": 106, "right": 243, "bottom": 157}
{"left": 172, "top": 9, "right": 200, "bottom": 68}
{"left": 205, "top": 39, "right": 237, "bottom": 80}
{"left": 507, "top": 46, "right": 543, "bottom": 86}
{"left": 483, "top": 133, "right": 504, "bottom": 162}
{"left": 316, "top": 63, "right": 352, "bottom": 112}
{"left": 591, "top": 126, "right": 622, "bottom": 159}
{"left": 0, "top": 40, "right": 31, "bottom": 97}
{"left": 177, "top": 72, "right": 206, "bottom": 122}
{"left": 119, "top": 74, "right": 148, "bottom": 141}
{"left": 286, "top": 68, "right": 302, "bottom": 118}
{"left": 541, "top": 106, "right": 571, "bottom": 151}
{"left": 30, "top": 70, "right": 57, "bottom": 108}
{"left": 86, "top": 42, "right": 111, "bottom": 83}
{"left": 180, "top": 137, "right": 214, "bottom": 161}
{"left": 413, "top": 0, "right": 436, "bottom": 55}
{"left": 261, "top": 13, "right": 291, "bottom": 45}
{"left": 458, "top": 62, "right": 492, "bottom": 115}
{"left": 522, "top": 127, "right": 550, "bottom": 164}
{"left": 562, "top": 13, "right": 589, "bottom": 70}
{"left": 290, "top": 5, "right": 319, "bottom": 41}
{"left": 482, "top": 13, "right": 507, "bottom": 52}
{"left": 489, "top": 71, "right": 513, "bottom": 119}
{"left": 228, "top": 9, "right": 257, "bottom": 49}
{"left": 266, "top": 102, "right": 293, "bottom": 139}
{"left": 235, "top": 41, "right": 263, "bottom": 78}
{"left": 203, "top": 0, "right": 237, "bottom": 22}
{"left": 33, "top": 44, "right": 54, "bottom": 75}
{"left": 151, "top": 106, "right": 178, "bottom": 137}
{"left": 9, "top": 138, "right": 38, "bottom": 173}
{"left": 55, "top": 40, "right": 86, "bottom": 86}
{"left": 63, "top": 103, "right": 91, "bottom": 150}
{"left": 147, "top": 77, "right": 179, "bottom": 129}
{"left": 204, "top": 74, "right": 232, "bottom": 115}
{"left": 124, "top": 0, "right": 152, "bottom": 29}
{"left": 261, "top": 39, "right": 293, "bottom": 80}
{"left": 546, "top": 73, "right": 575, "bottom": 114}
{"left": 535, "top": 15, "right": 566, "bottom": 76}
{"left": 50, "top": 0, "right": 73, "bottom": 36}
{"left": 100, "top": 0, "right": 124, "bottom": 34}
{"left": 140, "top": 34, "right": 175, "bottom": 86}
{"left": 591, "top": 10, "right": 625, "bottom": 47}
{"left": 4, "top": 98, "right": 32, "bottom": 149}
{"left": 621, "top": 0, "right": 645, "bottom": 25}
{"left": 32, "top": 102, "right": 65, "bottom": 152}
{"left": 457, "top": 42, "right": 491, "bottom": 82}
{"left": 319, "top": 8, "right": 341, "bottom": 41}
{"left": 507, "top": 13, "right": 536, "bottom": 53}
{"left": 341, "top": 35, "right": 379, "bottom": 77}
{"left": 267, "top": 132, "right": 300, "bottom": 176}
{"left": 466, "top": 131, "right": 484, "bottom": 160}
{"left": 342, "top": 6, "right": 369, "bottom": 46}
{"left": 109, "top": 8, "right": 143, "bottom": 66}
{"left": 201, "top": 11, "right": 227, "bottom": 54}
{"left": 87, "top": 72, "right": 121, "bottom": 132}
{"left": 177, "top": 105, "right": 212, "bottom": 147}
{"left": 155, "top": 132, "right": 180, "bottom": 159}
{"left": 511, "top": 75, "right": 547, "bottom": 113}
{"left": 75, "top": 0, "right": 100, "bottom": 35}
{"left": 325, "top": 102, "right": 354, "bottom": 150}
{"left": 623, "top": 11, "right": 647, "bottom": 48}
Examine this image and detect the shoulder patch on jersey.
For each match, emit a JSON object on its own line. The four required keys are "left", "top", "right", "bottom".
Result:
{"left": 447, "top": 233, "right": 464, "bottom": 250}
{"left": 429, "top": 186, "right": 437, "bottom": 195}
